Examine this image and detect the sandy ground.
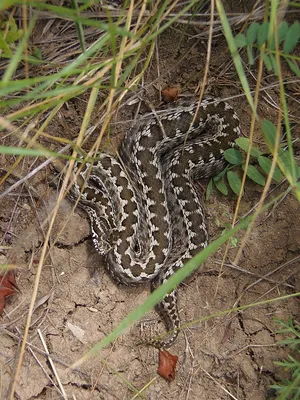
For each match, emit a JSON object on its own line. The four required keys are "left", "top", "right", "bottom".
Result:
{"left": 0, "top": 3, "right": 299, "bottom": 399}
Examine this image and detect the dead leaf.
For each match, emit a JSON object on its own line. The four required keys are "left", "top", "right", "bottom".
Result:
{"left": 161, "top": 86, "right": 179, "bottom": 103}
{"left": 221, "top": 320, "right": 234, "bottom": 344}
{"left": 0, "top": 271, "right": 18, "bottom": 313}
{"left": 67, "top": 321, "right": 86, "bottom": 343}
{"left": 157, "top": 349, "right": 178, "bottom": 382}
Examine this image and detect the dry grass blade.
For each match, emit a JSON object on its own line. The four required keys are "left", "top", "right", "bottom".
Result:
{"left": 37, "top": 329, "right": 68, "bottom": 399}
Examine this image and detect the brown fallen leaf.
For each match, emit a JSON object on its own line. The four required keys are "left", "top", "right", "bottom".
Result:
{"left": 221, "top": 320, "right": 234, "bottom": 344}
{"left": 157, "top": 349, "right": 178, "bottom": 382}
{"left": 0, "top": 271, "right": 18, "bottom": 313}
{"left": 161, "top": 86, "right": 179, "bottom": 103}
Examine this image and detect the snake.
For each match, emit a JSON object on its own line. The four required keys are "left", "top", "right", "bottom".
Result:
{"left": 60, "top": 97, "right": 241, "bottom": 348}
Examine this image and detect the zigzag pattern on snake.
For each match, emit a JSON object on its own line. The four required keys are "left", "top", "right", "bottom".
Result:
{"left": 65, "top": 97, "right": 241, "bottom": 348}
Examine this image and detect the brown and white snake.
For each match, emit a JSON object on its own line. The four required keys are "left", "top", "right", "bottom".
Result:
{"left": 55, "top": 97, "right": 240, "bottom": 348}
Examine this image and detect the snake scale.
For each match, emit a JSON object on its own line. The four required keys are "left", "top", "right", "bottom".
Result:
{"left": 60, "top": 97, "right": 241, "bottom": 348}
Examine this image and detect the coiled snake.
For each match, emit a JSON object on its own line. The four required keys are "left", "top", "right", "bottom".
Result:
{"left": 58, "top": 97, "right": 241, "bottom": 348}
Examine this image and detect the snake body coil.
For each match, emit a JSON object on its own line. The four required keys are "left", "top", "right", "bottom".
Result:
{"left": 68, "top": 98, "right": 241, "bottom": 348}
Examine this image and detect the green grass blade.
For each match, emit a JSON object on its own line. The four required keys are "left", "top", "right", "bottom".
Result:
{"left": 0, "top": 145, "right": 77, "bottom": 161}
{"left": 71, "top": 0, "right": 86, "bottom": 52}
{"left": 216, "top": 0, "right": 256, "bottom": 115}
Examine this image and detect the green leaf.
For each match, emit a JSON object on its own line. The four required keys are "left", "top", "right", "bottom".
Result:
{"left": 247, "top": 45, "right": 254, "bottom": 65}
{"left": 278, "top": 148, "right": 298, "bottom": 180}
{"left": 234, "top": 33, "right": 247, "bottom": 47}
{"left": 258, "top": 156, "right": 283, "bottom": 182}
{"left": 257, "top": 22, "right": 269, "bottom": 46}
{"left": 2, "top": 17, "right": 37, "bottom": 83}
{"left": 214, "top": 178, "right": 228, "bottom": 195}
{"left": 286, "top": 58, "right": 300, "bottom": 77}
{"left": 235, "top": 137, "right": 261, "bottom": 157}
{"left": 246, "top": 22, "right": 259, "bottom": 45}
{"left": 0, "top": 1, "right": 23, "bottom": 10}
{"left": 213, "top": 167, "right": 228, "bottom": 180}
{"left": 243, "top": 164, "right": 266, "bottom": 186}
{"left": 262, "top": 52, "right": 272, "bottom": 71}
{"left": 9, "top": 17, "right": 18, "bottom": 32}
{"left": 227, "top": 171, "right": 243, "bottom": 195}
{"left": 262, "top": 119, "right": 277, "bottom": 150}
{"left": 269, "top": 20, "right": 288, "bottom": 50}
{"left": 278, "top": 20, "right": 289, "bottom": 44}
{"left": 33, "top": 47, "right": 43, "bottom": 60}
{"left": 6, "top": 30, "right": 24, "bottom": 43}
{"left": 0, "top": 32, "right": 12, "bottom": 55}
{"left": 206, "top": 179, "right": 213, "bottom": 201}
{"left": 262, "top": 120, "right": 298, "bottom": 183}
{"left": 224, "top": 148, "right": 243, "bottom": 165}
{"left": 283, "top": 21, "right": 300, "bottom": 53}
{"left": 270, "top": 54, "right": 279, "bottom": 76}
{"left": 230, "top": 237, "right": 239, "bottom": 247}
